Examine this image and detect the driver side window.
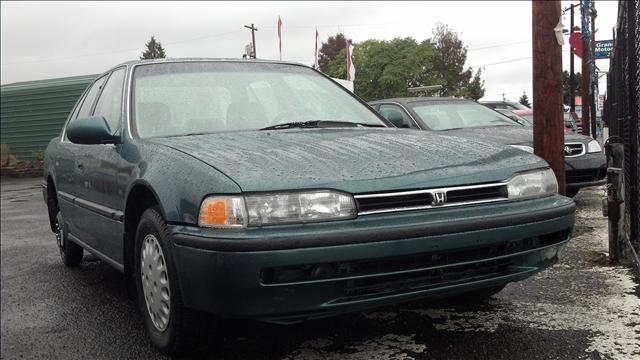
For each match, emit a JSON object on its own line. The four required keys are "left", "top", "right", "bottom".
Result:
{"left": 378, "top": 104, "right": 418, "bottom": 129}
{"left": 93, "top": 68, "right": 126, "bottom": 133}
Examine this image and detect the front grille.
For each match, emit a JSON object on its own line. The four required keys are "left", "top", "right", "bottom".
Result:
{"left": 566, "top": 168, "right": 606, "bottom": 183}
{"left": 342, "top": 258, "right": 511, "bottom": 299}
{"left": 260, "top": 229, "right": 569, "bottom": 285}
{"left": 564, "top": 142, "right": 586, "bottom": 157}
{"left": 354, "top": 183, "right": 508, "bottom": 215}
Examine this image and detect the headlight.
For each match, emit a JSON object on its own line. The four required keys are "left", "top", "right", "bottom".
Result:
{"left": 198, "top": 191, "right": 357, "bottom": 228}
{"left": 507, "top": 168, "right": 558, "bottom": 199}
{"left": 509, "top": 145, "right": 534, "bottom": 153}
{"left": 587, "top": 140, "right": 602, "bottom": 153}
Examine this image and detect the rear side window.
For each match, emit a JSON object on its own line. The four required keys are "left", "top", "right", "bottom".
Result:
{"left": 93, "top": 68, "right": 126, "bottom": 133}
{"left": 76, "top": 75, "right": 107, "bottom": 119}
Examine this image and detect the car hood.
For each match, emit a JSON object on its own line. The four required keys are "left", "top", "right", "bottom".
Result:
{"left": 152, "top": 128, "right": 548, "bottom": 193}
{"left": 444, "top": 126, "right": 591, "bottom": 146}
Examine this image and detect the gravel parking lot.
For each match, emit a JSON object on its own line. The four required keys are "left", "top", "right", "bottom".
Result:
{"left": 1, "top": 177, "right": 639, "bottom": 360}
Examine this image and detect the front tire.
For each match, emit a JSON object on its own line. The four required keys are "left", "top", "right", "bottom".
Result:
{"left": 134, "top": 207, "right": 199, "bottom": 356}
{"left": 566, "top": 188, "right": 580, "bottom": 198}
{"left": 54, "top": 210, "right": 83, "bottom": 267}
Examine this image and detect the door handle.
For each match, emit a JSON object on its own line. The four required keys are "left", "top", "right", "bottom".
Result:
{"left": 76, "top": 161, "right": 84, "bottom": 169}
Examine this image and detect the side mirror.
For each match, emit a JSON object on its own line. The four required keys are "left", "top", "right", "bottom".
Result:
{"left": 66, "top": 116, "right": 119, "bottom": 145}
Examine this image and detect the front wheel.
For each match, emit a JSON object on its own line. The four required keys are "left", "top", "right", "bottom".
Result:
{"left": 565, "top": 188, "right": 580, "bottom": 198}
{"left": 134, "top": 207, "right": 200, "bottom": 356}
{"left": 54, "top": 210, "right": 83, "bottom": 267}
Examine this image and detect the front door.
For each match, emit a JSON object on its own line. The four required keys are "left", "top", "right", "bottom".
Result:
{"left": 76, "top": 68, "right": 128, "bottom": 264}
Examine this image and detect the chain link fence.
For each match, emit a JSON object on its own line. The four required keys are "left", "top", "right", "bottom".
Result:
{"left": 604, "top": 0, "right": 639, "bottom": 260}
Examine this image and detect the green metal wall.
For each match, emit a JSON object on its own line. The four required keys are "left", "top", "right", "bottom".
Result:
{"left": 1, "top": 74, "right": 97, "bottom": 161}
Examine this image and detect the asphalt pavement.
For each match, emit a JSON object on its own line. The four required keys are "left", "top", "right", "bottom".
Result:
{"left": 1, "top": 177, "right": 639, "bottom": 360}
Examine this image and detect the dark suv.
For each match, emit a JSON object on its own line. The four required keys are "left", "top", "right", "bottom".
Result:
{"left": 369, "top": 97, "right": 606, "bottom": 197}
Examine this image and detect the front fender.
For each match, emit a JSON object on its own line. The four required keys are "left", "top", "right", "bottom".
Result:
{"left": 123, "top": 140, "right": 242, "bottom": 224}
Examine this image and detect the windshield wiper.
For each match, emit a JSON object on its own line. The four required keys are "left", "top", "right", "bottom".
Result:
{"left": 259, "top": 120, "right": 384, "bottom": 131}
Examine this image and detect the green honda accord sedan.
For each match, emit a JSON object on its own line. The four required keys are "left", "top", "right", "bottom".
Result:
{"left": 42, "top": 58, "right": 575, "bottom": 355}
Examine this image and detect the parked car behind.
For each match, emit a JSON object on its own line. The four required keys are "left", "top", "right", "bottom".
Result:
{"left": 369, "top": 97, "right": 606, "bottom": 197}
{"left": 44, "top": 60, "right": 575, "bottom": 355}
{"left": 481, "top": 100, "right": 530, "bottom": 111}
{"left": 494, "top": 108, "right": 530, "bottom": 126}
{"left": 512, "top": 108, "right": 534, "bottom": 125}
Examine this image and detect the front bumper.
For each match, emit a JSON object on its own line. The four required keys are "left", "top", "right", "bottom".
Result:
{"left": 169, "top": 195, "right": 575, "bottom": 323}
{"left": 565, "top": 151, "right": 607, "bottom": 189}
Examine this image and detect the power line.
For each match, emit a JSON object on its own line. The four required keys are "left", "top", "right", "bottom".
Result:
{"left": 469, "top": 57, "right": 532, "bottom": 68}
{"left": 0, "top": 29, "right": 244, "bottom": 66}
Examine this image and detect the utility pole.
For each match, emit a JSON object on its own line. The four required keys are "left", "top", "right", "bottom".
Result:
{"left": 565, "top": 3, "right": 579, "bottom": 112}
{"left": 244, "top": 23, "right": 258, "bottom": 59}
{"left": 532, "top": 0, "right": 566, "bottom": 194}
{"left": 590, "top": 6, "right": 598, "bottom": 139}
{"left": 580, "top": 0, "right": 592, "bottom": 136}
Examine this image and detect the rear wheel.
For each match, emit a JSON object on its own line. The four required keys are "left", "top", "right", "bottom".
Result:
{"left": 54, "top": 210, "right": 83, "bottom": 267}
{"left": 135, "top": 207, "right": 200, "bottom": 356}
{"left": 566, "top": 188, "right": 580, "bottom": 198}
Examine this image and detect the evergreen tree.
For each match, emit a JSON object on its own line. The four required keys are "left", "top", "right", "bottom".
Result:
{"left": 465, "top": 68, "right": 485, "bottom": 101}
{"left": 519, "top": 92, "right": 531, "bottom": 108}
{"left": 140, "top": 36, "right": 167, "bottom": 60}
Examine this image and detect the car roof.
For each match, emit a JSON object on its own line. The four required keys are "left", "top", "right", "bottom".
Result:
{"left": 106, "top": 57, "right": 310, "bottom": 72}
{"left": 480, "top": 101, "right": 518, "bottom": 105}
{"left": 368, "top": 97, "right": 470, "bottom": 105}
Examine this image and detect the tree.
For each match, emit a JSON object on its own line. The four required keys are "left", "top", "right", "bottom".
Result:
{"left": 431, "top": 23, "right": 472, "bottom": 96}
{"left": 318, "top": 33, "right": 346, "bottom": 72}
{"left": 325, "top": 37, "right": 438, "bottom": 101}
{"left": 464, "top": 68, "right": 485, "bottom": 101}
{"left": 140, "top": 36, "right": 167, "bottom": 60}
{"left": 562, "top": 70, "right": 581, "bottom": 105}
{"left": 519, "top": 92, "right": 531, "bottom": 107}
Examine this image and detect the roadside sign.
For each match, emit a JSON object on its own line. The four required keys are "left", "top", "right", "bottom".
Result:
{"left": 594, "top": 40, "right": 614, "bottom": 59}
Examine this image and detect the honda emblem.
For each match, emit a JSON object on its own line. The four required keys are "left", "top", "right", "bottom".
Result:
{"left": 432, "top": 191, "right": 446, "bottom": 206}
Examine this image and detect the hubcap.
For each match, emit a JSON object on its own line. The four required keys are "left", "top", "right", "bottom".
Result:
{"left": 140, "top": 234, "right": 171, "bottom": 332}
{"left": 55, "top": 213, "right": 64, "bottom": 250}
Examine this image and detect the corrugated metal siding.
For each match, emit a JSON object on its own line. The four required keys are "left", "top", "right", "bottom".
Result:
{"left": 0, "top": 74, "right": 97, "bottom": 160}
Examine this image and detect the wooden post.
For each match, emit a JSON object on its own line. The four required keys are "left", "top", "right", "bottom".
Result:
{"left": 590, "top": 11, "right": 598, "bottom": 139}
{"left": 532, "top": 0, "right": 566, "bottom": 194}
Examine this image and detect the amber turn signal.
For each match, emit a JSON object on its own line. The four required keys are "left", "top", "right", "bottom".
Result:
{"left": 198, "top": 196, "right": 247, "bottom": 228}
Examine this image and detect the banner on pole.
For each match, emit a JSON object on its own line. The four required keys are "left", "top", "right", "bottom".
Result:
{"left": 594, "top": 40, "right": 614, "bottom": 59}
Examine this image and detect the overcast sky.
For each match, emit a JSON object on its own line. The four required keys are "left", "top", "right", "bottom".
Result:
{"left": 1, "top": 1, "right": 618, "bottom": 101}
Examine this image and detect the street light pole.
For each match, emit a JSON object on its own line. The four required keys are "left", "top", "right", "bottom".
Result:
{"left": 565, "top": 3, "right": 579, "bottom": 113}
{"left": 580, "top": 0, "right": 592, "bottom": 136}
{"left": 532, "top": 0, "right": 566, "bottom": 194}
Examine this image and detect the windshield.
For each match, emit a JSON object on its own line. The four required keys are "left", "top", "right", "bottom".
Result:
{"left": 132, "top": 62, "right": 384, "bottom": 138}
{"left": 409, "top": 101, "right": 520, "bottom": 130}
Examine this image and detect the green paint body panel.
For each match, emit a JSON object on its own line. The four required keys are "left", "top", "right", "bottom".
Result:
{"left": 41, "top": 59, "right": 576, "bottom": 323}
{"left": 1, "top": 74, "right": 97, "bottom": 160}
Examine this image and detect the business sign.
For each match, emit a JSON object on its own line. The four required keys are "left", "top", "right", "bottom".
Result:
{"left": 594, "top": 40, "right": 614, "bottom": 59}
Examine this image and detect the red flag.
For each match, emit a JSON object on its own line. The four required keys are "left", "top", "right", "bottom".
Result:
{"left": 278, "top": 16, "right": 283, "bottom": 60}
{"left": 314, "top": 28, "right": 319, "bottom": 68}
